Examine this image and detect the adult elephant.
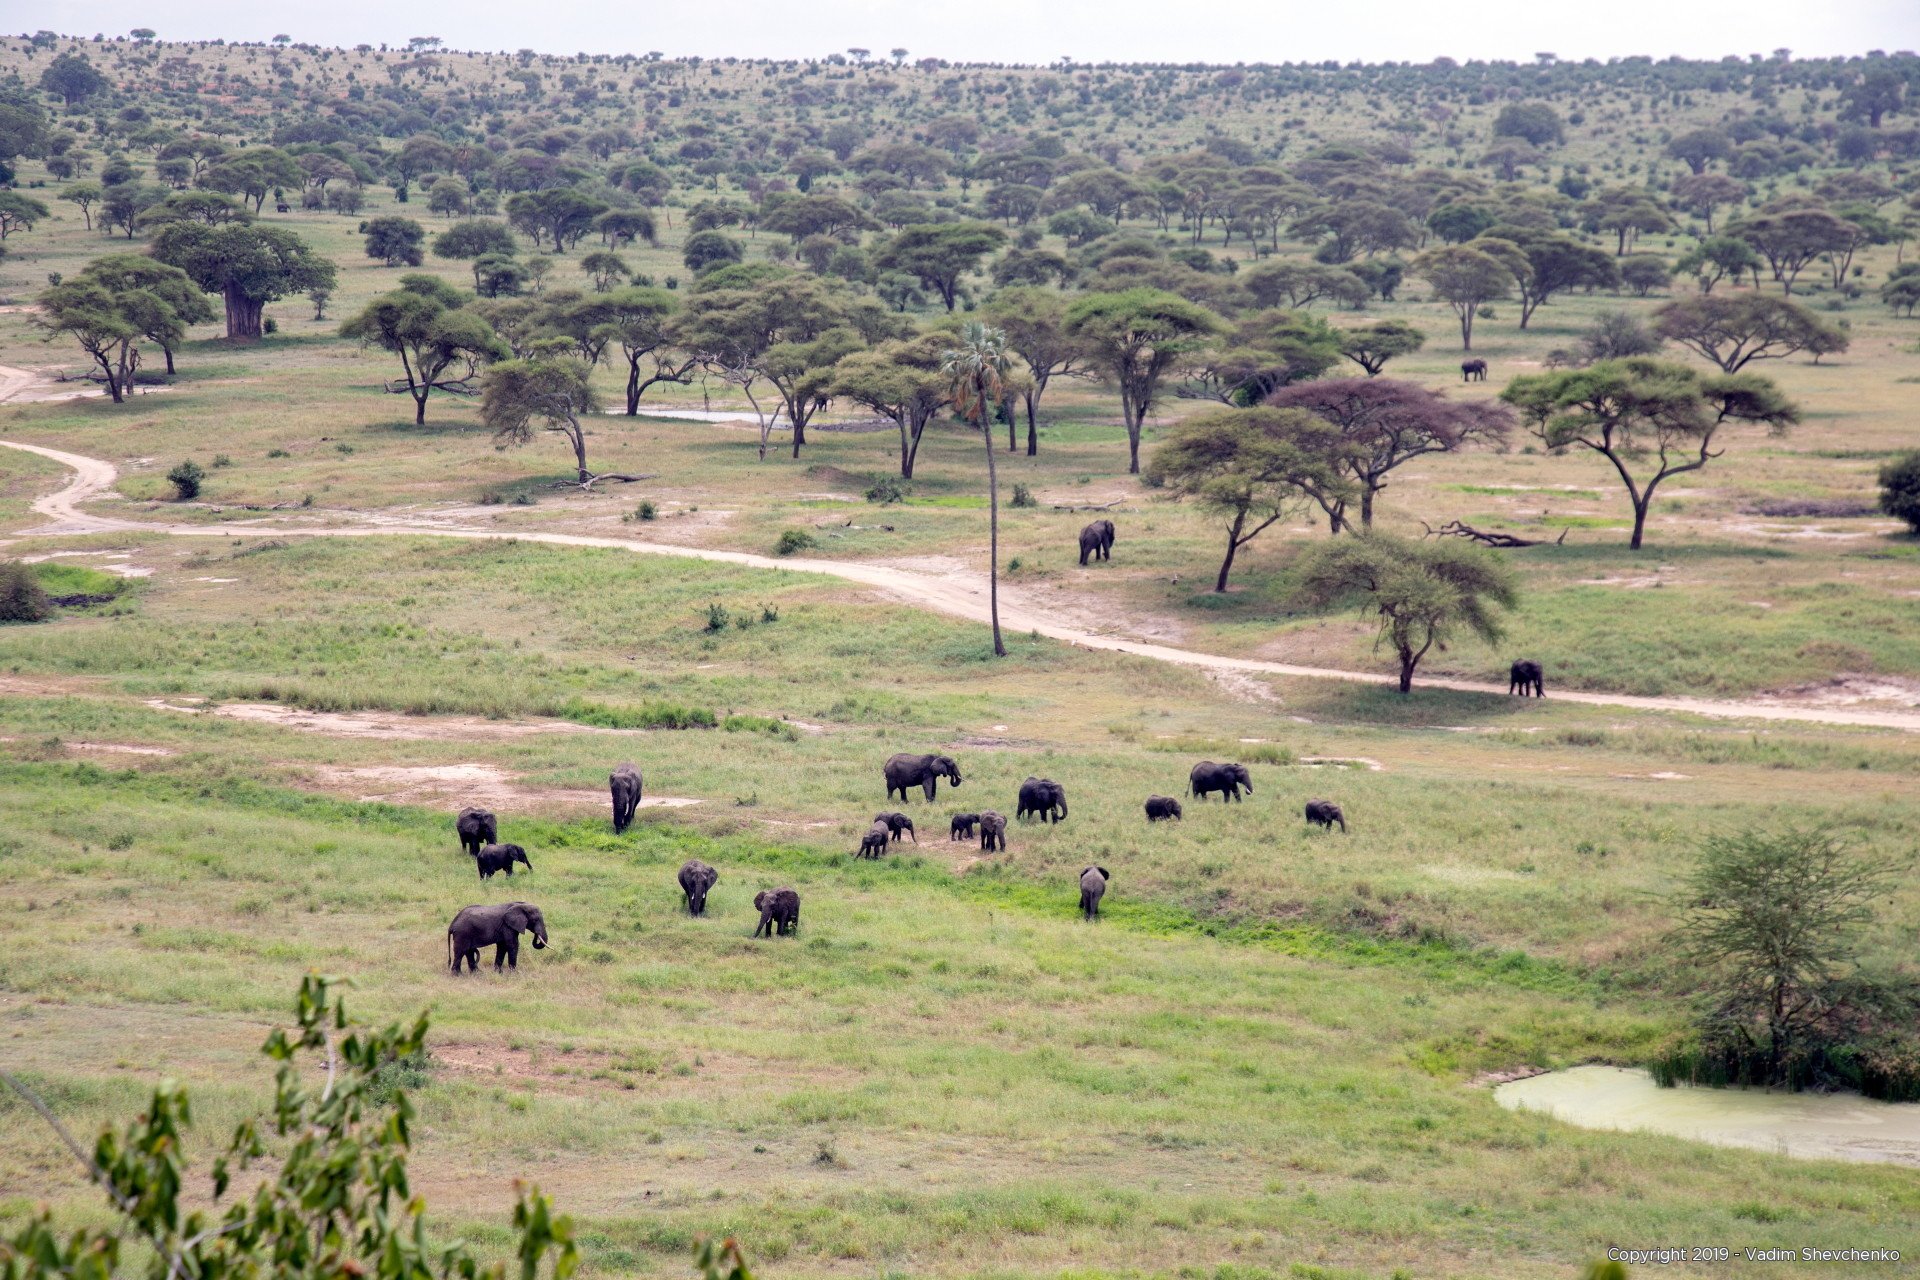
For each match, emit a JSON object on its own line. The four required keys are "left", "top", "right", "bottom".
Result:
{"left": 610, "top": 763, "right": 643, "bottom": 834}
{"left": 446, "top": 902, "right": 548, "bottom": 974}
{"left": 1078, "top": 519, "right": 1115, "bottom": 566}
{"left": 1189, "top": 761, "right": 1252, "bottom": 803}
{"left": 1079, "top": 866, "right": 1110, "bottom": 920}
{"left": 455, "top": 807, "right": 497, "bottom": 859}
{"left": 678, "top": 858, "right": 718, "bottom": 916}
{"left": 1016, "top": 776, "right": 1067, "bottom": 823}
{"left": 1461, "top": 358, "right": 1488, "bottom": 382}
{"left": 1508, "top": 660, "right": 1545, "bottom": 697}
{"left": 884, "top": 752, "right": 962, "bottom": 803}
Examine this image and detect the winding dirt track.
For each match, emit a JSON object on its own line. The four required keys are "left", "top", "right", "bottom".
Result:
{"left": 6, "top": 432, "right": 1920, "bottom": 733}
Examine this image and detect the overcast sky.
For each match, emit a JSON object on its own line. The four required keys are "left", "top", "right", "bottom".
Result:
{"left": 29, "top": 0, "right": 1920, "bottom": 65}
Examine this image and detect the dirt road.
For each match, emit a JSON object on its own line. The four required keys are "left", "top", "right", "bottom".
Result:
{"left": 6, "top": 431, "right": 1920, "bottom": 733}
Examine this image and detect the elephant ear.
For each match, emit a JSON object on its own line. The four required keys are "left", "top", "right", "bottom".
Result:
{"left": 503, "top": 905, "right": 529, "bottom": 932}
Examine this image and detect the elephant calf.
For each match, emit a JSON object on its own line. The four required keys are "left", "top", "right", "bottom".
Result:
{"left": 873, "top": 812, "right": 916, "bottom": 843}
{"left": 1144, "top": 795, "right": 1183, "bottom": 822}
{"left": 610, "top": 762, "right": 644, "bottom": 834}
{"left": 753, "top": 888, "right": 800, "bottom": 937}
{"left": 1079, "top": 866, "right": 1110, "bottom": 920}
{"left": 1509, "top": 659, "right": 1545, "bottom": 697}
{"left": 978, "top": 811, "right": 1007, "bottom": 852}
{"left": 1078, "top": 518, "right": 1116, "bottom": 566}
{"left": 456, "top": 806, "right": 497, "bottom": 858}
{"left": 858, "top": 821, "right": 891, "bottom": 859}
{"left": 949, "top": 812, "right": 981, "bottom": 841}
{"left": 678, "top": 858, "right": 718, "bottom": 916}
{"left": 474, "top": 842, "right": 532, "bottom": 880}
{"left": 447, "top": 901, "right": 548, "bottom": 974}
{"left": 1304, "top": 799, "right": 1347, "bottom": 832}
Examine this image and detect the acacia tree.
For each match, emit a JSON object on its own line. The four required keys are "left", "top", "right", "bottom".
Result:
{"left": 831, "top": 333, "right": 952, "bottom": 478}
{"left": 604, "top": 287, "right": 691, "bottom": 414}
{"left": 1337, "top": 320, "right": 1425, "bottom": 376}
{"left": 1503, "top": 358, "right": 1799, "bottom": 550}
{"left": 1066, "top": 288, "right": 1223, "bottom": 473}
{"left": 1653, "top": 294, "right": 1849, "bottom": 372}
{"left": 1412, "top": 245, "right": 1512, "bottom": 350}
{"left": 1481, "top": 230, "right": 1618, "bottom": 328}
{"left": 1, "top": 975, "right": 582, "bottom": 1280}
{"left": 150, "top": 222, "right": 336, "bottom": 340}
{"left": 0, "top": 190, "right": 49, "bottom": 239}
{"left": 1143, "top": 406, "right": 1355, "bottom": 591}
{"left": 1731, "top": 206, "right": 1862, "bottom": 294}
{"left": 983, "top": 286, "right": 1086, "bottom": 456}
{"left": 942, "top": 322, "right": 1014, "bottom": 656}
{"left": 1292, "top": 534, "right": 1519, "bottom": 693}
{"left": 73, "top": 254, "right": 215, "bottom": 375}
{"left": 1267, "top": 378, "right": 1513, "bottom": 530}
{"left": 36, "top": 280, "right": 156, "bottom": 402}
{"left": 874, "top": 222, "right": 1006, "bottom": 311}
{"left": 483, "top": 356, "right": 619, "bottom": 485}
{"left": 341, "top": 275, "right": 508, "bottom": 424}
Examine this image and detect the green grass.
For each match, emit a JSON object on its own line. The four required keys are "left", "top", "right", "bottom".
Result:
{"left": 27, "top": 562, "right": 128, "bottom": 598}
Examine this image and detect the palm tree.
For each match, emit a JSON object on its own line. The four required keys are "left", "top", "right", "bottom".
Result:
{"left": 941, "top": 321, "right": 1013, "bottom": 657}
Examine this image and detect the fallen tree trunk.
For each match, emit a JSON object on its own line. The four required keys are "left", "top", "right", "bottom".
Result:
{"left": 1421, "top": 520, "right": 1569, "bottom": 548}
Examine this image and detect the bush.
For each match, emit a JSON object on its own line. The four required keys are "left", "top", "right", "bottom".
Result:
{"left": 1879, "top": 451, "right": 1920, "bottom": 533}
{"left": 704, "top": 602, "right": 731, "bottom": 632}
{"left": 774, "top": 529, "right": 816, "bottom": 556}
{"left": 1011, "top": 483, "right": 1037, "bottom": 508}
{"left": 864, "top": 477, "right": 908, "bottom": 504}
{"left": 0, "top": 561, "right": 53, "bottom": 622}
{"left": 167, "top": 459, "right": 205, "bottom": 500}
{"left": 635, "top": 500, "right": 657, "bottom": 520}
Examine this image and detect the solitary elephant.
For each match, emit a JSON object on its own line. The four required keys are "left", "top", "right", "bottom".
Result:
{"left": 884, "top": 752, "right": 962, "bottom": 803}
{"left": 858, "top": 821, "right": 891, "bottom": 859}
{"left": 474, "top": 842, "right": 532, "bottom": 880}
{"left": 1016, "top": 776, "right": 1068, "bottom": 823}
{"left": 1508, "top": 659, "right": 1545, "bottom": 697}
{"left": 978, "top": 810, "right": 1007, "bottom": 852}
{"left": 1304, "top": 799, "right": 1347, "bottom": 832}
{"left": 456, "top": 807, "right": 497, "bottom": 858}
{"left": 873, "top": 812, "right": 917, "bottom": 843}
{"left": 609, "top": 763, "right": 644, "bottom": 834}
{"left": 447, "top": 901, "right": 548, "bottom": 974}
{"left": 678, "top": 858, "right": 718, "bottom": 915}
{"left": 1189, "top": 761, "right": 1253, "bottom": 803}
{"left": 1461, "top": 358, "right": 1488, "bottom": 382}
{"left": 949, "top": 812, "right": 981, "bottom": 841}
{"left": 1144, "top": 795, "right": 1183, "bottom": 822}
{"left": 1079, "top": 866, "right": 1110, "bottom": 920}
{"left": 753, "top": 887, "right": 800, "bottom": 937}
{"left": 1078, "top": 519, "right": 1116, "bottom": 566}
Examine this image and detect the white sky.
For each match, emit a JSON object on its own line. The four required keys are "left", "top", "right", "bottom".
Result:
{"left": 22, "top": 0, "right": 1920, "bottom": 65}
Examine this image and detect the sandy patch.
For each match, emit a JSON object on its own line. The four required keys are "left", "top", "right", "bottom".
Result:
{"left": 1610, "top": 771, "right": 1692, "bottom": 781}
{"left": 307, "top": 761, "right": 704, "bottom": 811}
{"left": 1298, "top": 756, "right": 1384, "bottom": 771}
{"left": 68, "top": 741, "right": 177, "bottom": 757}
{"left": 1753, "top": 674, "right": 1920, "bottom": 711}
{"left": 1203, "top": 668, "right": 1282, "bottom": 705}
{"left": 145, "top": 698, "right": 649, "bottom": 741}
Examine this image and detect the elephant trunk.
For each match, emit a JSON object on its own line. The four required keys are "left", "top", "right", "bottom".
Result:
{"left": 532, "top": 926, "right": 548, "bottom": 949}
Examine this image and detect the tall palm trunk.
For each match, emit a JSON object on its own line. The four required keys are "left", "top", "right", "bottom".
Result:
{"left": 979, "top": 395, "right": 1005, "bottom": 657}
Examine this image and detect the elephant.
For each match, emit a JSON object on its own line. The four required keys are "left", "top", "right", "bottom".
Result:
{"left": 949, "top": 813, "right": 981, "bottom": 841}
{"left": 678, "top": 858, "right": 718, "bottom": 915}
{"left": 1461, "top": 358, "right": 1488, "bottom": 382}
{"left": 1189, "top": 761, "right": 1253, "bottom": 803}
{"left": 873, "top": 812, "right": 917, "bottom": 843}
{"left": 1079, "top": 866, "right": 1110, "bottom": 920}
{"left": 1144, "top": 795, "right": 1183, "bottom": 822}
{"left": 447, "top": 902, "right": 548, "bottom": 974}
{"left": 1304, "top": 799, "right": 1347, "bottom": 832}
{"left": 858, "top": 821, "right": 892, "bottom": 859}
{"left": 474, "top": 842, "right": 532, "bottom": 880}
{"left": 753, "top": 887, "right": 800, "bottom": 937}
{"left": 1508, "top": 659, "right": 1545, "bottom": 697}
{"left": 455, "top": 807, "right": 497, "bottom": 858}
{"left": 1078, "top": 519, "right": 1116, "bottom": 566}
{"left": 884, "top": 752, "right": 962, "bottom": 803}
{"left": 609, "top": 763, "right": 644, "bottom": 834}
{"left": 978, "top": 810, "right": 1007, "bottom": 852}
{"left": 1016, "top": 776, "right": 1068, "bottom": 823}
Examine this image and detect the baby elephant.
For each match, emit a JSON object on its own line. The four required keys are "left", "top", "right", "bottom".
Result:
{"left": 678, "top": 858, "right": 718, "bottom": 916}
{"left": 1144, "top": 795, "right": 1183, "bottom": 822}
{"left": 1079, "top": 866, "right": 1110, "bottom": 920}
{"left": 978, "top": 810, "right": 1007, "bottom": 852}
{"left": 949, "top": 812, "right": 981, "bottom": 841}
{"left": 1078, "top": 518, "right": 1116, "bottom": 566}
{"left": 1508, "top": 659, "right": 1545, "bottom": 697}
{"left": 455, "top": 806, "right": 497, "bottom": 858}
{"left": 873, "top": 812, "right": 917, "bottom": 843}
{"left": 858, "top": 820, "right": 891, "bottom": 859}
{"left": 753, "top": 887, "right": 800, "bottom": 937}
{"left": 1304, "top": 799, "right": 1347, "bottom": 832}
{"left": 474, "top": 842, "right": 532, "bottom": 880}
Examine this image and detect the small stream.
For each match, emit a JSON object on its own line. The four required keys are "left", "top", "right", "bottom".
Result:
{"left": 1495, "top": 1066, "right": 1920, "bottom": 1166}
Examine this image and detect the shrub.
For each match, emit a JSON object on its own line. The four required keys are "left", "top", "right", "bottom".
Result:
{"left": 0, "top": 561, "right": 53, "bottom": 622}
{"left": 705, "top": 602, "right": 731, "bottom": 631}
{"left": 636, "top": 500, "right": 657, "bottom": 520}
{"left": 166, "top": 459, "right": 205, "bottom": 500}
{"left": 211, "top": 454, "right": 232, "bottom": 468}
{"left": 775, "top": 529, "right": 816, "bottom": 556}
{"left": 1011, "top": 483, "right": 1037, "bottom": 508}
{"left": 1878, "top": 451, "right": 1920, "bottom": 533}
{"left": 864, "top": 478, "right": 908, "bottom": 504}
